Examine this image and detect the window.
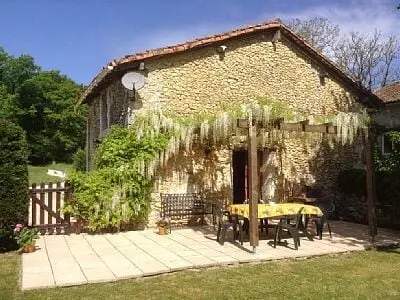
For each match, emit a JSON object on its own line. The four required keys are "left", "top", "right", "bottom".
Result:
{"left": 382, "top": 134, "right": 395, "bottom": 155}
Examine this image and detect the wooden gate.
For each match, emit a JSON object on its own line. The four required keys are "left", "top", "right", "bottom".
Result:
{"left": 29, "top": 182, "right": 71, "bottom": 234}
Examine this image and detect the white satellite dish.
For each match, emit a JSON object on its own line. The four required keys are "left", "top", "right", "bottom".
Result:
{"left": 121, "top": 72, "right": 146, "bottom": 91}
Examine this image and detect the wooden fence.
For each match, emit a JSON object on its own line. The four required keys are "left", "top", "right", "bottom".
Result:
{"left": 29, "top": 182, "right": 71, "bottom": 234}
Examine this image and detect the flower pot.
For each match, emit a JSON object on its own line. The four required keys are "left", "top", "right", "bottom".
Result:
{"left": 75, "top": 220, "right": 83, "bottom": 234}
{"left": 23, "top": 244, "right": 36, "bottom": 253}
{"left": 158, "top": 226, "right": 166, "bottom": 235}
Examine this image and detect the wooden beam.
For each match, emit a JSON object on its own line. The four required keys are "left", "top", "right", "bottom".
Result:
{"left": 248, "top": 121, "right": 259, "bottom": 252}
{"left": 304, "top": 122, "right": 336, "bottom": 133}
{"left": 237, "top": 117, "right": 338, "bottom": 134}
{"left": 281, "top": 122, "right": 302, "bottom": 131}
{"left": 327, "top": 125, "right": 337, "bottom": 134}
{"left": 364, "top": 127, "right": 377, "bottom": 243}
{"left": 29, "top": 188, "right": 70, "bottom": 193}
{"left": 237, "top": 118, "right": 250, "bottom": 129}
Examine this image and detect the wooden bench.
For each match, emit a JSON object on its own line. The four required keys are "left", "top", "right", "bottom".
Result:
{"left": 160, "top": 193, "right": 207, "bottom": 226}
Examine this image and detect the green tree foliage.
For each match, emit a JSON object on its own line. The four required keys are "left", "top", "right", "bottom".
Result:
{"left": 17, "top": 71, "right": 87, "bottom": 163}
{"left": 0, "top": 119, "right": 29, "bottom": 251}
{"left": 72, "top": 148, "right": 87, "bottom": 171}
{"left": 0, "top": 48, "right": 39, "bottom": 93}
{"left": 0, "top": 47, "right": 87, "bottom": 164}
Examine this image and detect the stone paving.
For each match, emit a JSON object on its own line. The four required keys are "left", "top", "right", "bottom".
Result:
{"left": 22, "top": 221, "right": 400, "bottom": 290}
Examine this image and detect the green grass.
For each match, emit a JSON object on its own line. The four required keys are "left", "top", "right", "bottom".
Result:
{"left": 2, "top": 249, "right": 400, "bottom": 299}
{"left": 28, "top": 163, "right": 74, "bottom": 185}
{"left": 0, "top": 252, "right": 21, "bottom": 300}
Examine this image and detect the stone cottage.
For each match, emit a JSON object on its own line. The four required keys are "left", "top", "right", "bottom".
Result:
{"left": 79, "top": 20, "right": 382, "bottom": 210}
{"left": 374, "top": 82, "right": 400, "bottom": 154}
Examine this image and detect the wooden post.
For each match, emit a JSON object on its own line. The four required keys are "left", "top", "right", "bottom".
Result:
{"left": 365, "top": 127, "right": 377, "bottom": 243}
{"left": 248, "top": 119, "right": 259, "bottom": 252}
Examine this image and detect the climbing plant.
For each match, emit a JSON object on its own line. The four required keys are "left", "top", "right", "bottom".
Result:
{"left": 374, "top": 130, "right": 400, "bottom": 172}
{"left": 67, "top": 98, "right": 369, "bottom": 231}
{"left": 65, "top": 122, "right": 170, "bottom": 231}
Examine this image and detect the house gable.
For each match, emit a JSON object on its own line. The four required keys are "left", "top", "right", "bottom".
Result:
{"left": 135, "top": 32, "right": 359, "bottom": 117}
{"left": 80, "top": 21, "right": 382, "bottom": 109}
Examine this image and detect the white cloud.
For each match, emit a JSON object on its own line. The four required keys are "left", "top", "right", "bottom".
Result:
{"left": 109, "top": 0, "right": 399, "bottom": 59}
{"left": 272, "top": 0, "right": 399, "bottom": 37}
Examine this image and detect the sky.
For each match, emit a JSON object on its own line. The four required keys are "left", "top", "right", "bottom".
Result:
{"left": 1, "top": 0, "right": 399, "bottom": 85}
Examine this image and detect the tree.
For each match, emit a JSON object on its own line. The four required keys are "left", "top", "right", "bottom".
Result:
{"left": 0, "top": 48, "right": 87, "bottom": 165}
{"left": 335, "top": 31, "right": 400, "bottom": 89}
{"left": 288, "top": 17, "right": 400, "bottom": 90}
{"left": 17, "top": 71, "right": 87, "bottom": 164}
{"left": 0, "top": 48, "right": 39, "bottom": 93}
{"left": 0, "top": 119, "right": 29, "bottom": 251}
{"left": 288, "top": 17, "right": 340, "bottom": 53}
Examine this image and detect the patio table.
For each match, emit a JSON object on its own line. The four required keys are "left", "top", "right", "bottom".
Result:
{"left": 228, "top": 203, "right": 323, "bottom": 219}
{"left": 228, "top": 203, "right": 323, "bottom": 241}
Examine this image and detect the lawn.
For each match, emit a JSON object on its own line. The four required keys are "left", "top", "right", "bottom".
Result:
{"left": 2, "top": 249, "right": 400, "bottom": 300}
{"left": 28, "top": 163, "right": 74, "bottom": 185}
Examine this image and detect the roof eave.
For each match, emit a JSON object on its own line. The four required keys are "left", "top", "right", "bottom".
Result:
{"left": 78, "top": 21, "right": 384, "bottom": 109}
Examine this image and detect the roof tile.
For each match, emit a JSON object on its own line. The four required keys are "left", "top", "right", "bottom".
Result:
{"left": 375, "top": 82, "right": 400, "bottom": 103}
{"left": 79, "top": 19, "right": 382, "bottom": 108}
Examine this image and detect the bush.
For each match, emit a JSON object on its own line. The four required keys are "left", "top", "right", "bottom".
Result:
{"left": 337, "top": 168, "right": 400, "bottom": 228}
{"left": 337, "top": 168, "right": 400, "bottom": 203}
{"left": 337, "top": 168, "right": 366, "bottom": 197}
{"left": 0, "top": 119, "right": 29, "bottom": 251}
{"left": 72, "top": 148, "right": 86, "bottom": 171}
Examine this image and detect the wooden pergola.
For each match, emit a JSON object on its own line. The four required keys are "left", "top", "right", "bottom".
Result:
{"left": 237, "top": 117, "right": 377, "bottom": 253}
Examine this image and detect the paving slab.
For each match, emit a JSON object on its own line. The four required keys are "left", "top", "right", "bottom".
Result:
{"left": 21, "top": 221, "right": 400, "bottom": 290}
{"left": 22, "top": 273, "right": 55, "bottom": 290}
{"left": 206, "top": 255, "right": 238, "bottom": 264}
{"left": 65, "top": 235, "right": 115, "bottom": 282}
{"left": 133, "top": 260, "right": 170, "bottom": 275}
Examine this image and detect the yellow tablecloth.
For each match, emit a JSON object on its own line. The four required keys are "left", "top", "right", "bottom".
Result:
{"left": 228, "top": 203, "right": 323, "bottom": 219}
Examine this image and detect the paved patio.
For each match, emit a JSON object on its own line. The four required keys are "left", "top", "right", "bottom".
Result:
{"left": 22, "top": 221, "right": 400, "bottom": 290}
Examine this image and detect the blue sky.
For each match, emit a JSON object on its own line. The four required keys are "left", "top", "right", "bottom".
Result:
{"left": 1, "top": 0, "right": 398, "bottom": 85}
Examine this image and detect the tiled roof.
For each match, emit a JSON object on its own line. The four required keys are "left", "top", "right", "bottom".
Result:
{"left": 375, "top": 82, "right": 400, "bottom": 103}
{"left": 113, "top": 21, "right": 281, "bottom": 66}
{"left": 79, "top": 20, "right": 382, "bottom": 108}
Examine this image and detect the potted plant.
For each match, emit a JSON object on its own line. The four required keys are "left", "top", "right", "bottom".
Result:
{"left": 13, "top": 224, "right": 39, "bottom": 253}
{"left": 62, "top": 199, "right": 88, "bottom": 234}
{"left": 156, "top": 217, "right": 170, "bottom": 235}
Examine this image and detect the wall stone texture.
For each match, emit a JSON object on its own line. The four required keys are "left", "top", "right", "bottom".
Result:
{"left": 373, "top": 102, "right": 400, "bottom": 129}
{"left": 86, "top": 32, "right": 367, "bottom": 225}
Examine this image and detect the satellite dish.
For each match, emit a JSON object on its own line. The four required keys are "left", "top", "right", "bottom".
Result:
{"left": 121, "top": 72, "right": 146, "bottom": 91}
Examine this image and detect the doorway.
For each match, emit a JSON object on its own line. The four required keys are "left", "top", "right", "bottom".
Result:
{"left": 232, "top": 150, "right": 248, "bottom": 204}
{"left": 232, "top": 149, "right": 265, "bottom": 204}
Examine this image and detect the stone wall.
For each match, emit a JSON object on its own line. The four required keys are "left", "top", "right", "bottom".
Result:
{"left": 374, "top": 102, "right": 400, "bottom": 128}
{"left": 86, "top": 31, "right": 366, "bottom": 224}
{"left": 136, "top": 35, "right": 356, "bottom": 116}
{"left": 87, "top": 81, "right": 132, "bottom": 169}
{"left": 148, "top": 145, "right": 232, "bottom": 225}
{"left": 281, "top": 134, "right": 362, "bottom": 192}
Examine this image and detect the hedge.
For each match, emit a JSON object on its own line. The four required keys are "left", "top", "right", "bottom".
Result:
{"left": 0, "top": 119, "right": 29, "bottom": 251}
